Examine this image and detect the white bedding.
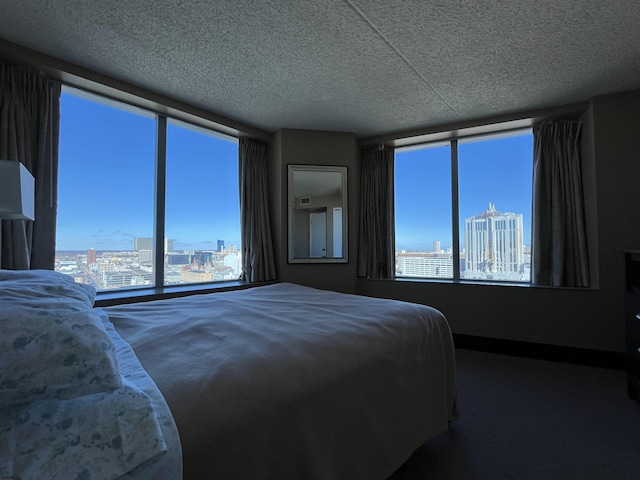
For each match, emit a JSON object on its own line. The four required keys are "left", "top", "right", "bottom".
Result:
{"left": 104, "top": 282, "right": 459, "bottom": 480}
{"left": 100, "top": 311, "right": 182, "bottom": 480}
{"left": 0, "top": 270, "right": 180, "bottom": 480}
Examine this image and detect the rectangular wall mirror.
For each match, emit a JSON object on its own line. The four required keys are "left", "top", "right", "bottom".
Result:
{"left": 288, "top": 165, "right": 348, "bottom": 263}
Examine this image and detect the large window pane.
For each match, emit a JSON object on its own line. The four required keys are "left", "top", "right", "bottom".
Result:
{"left": 165, "top": 120, "right": 241, "bottom": 285}
{"left": 458, "top": 131, "right": 533, "bottom": 282}
{"left": 395, "top": 143, "right": 453, "bottom": 279}
{"left": 56, "top": 88, "right": 156, "bottom": 290}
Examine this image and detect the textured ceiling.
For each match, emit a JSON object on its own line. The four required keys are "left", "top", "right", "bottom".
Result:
{"left": 1, "top": 0, "right": 640, "bottom": 138}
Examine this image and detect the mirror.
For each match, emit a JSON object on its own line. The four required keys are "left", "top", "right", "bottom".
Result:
{"left": 288, "top": 165, "right": 348, "bottom": 263}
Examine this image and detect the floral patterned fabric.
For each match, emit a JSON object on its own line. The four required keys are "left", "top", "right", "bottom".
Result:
{"left": 0, "top": 270, "right": 175, "bottom": 479}
{"left": 0, "top": 270, "right": 121, "bottom": 408}
{"left": 0, "top": 375, "right": 167, "bottom": 480}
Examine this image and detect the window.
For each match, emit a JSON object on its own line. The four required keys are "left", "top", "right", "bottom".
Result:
{"left": 395, "top": 143, "right": 453, "bottom": 279}
{"left": 56, "top": 87, "right": 241, "bottom": 291}
{"left": 165, "top": 120, "right": 240, "bottom": 285}
{"left": 395, "top": 129, "right": 533, "bottom": 283}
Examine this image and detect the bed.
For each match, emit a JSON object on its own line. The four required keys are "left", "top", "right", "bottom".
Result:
{"left": 1, "top": 270, "right": 459, "bottom": 480}
{"left": 103, "top": 281, "right": 459, "bottom": 479}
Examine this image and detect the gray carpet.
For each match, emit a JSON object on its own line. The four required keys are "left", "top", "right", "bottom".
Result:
{"left": 389, "top": 348, "right": 640, "bottom": 480}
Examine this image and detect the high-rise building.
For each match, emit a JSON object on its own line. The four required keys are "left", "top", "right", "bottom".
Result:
{"left": 87, "top": 248, "right": 97, "bottom": 265}
{"left": 217, "top": 239, "right": 225, "bottom": 252}
{"left": 134, "top": 237, "right": 153, "bottom": 251}
{"left": 433, "top": 240, "right": 441, "bottom": 252}
{"left": 464, "top": 203, "right": 524, "bottom": 280}
{"left": 135, "top": 237, "right": 174, "bottom": 252}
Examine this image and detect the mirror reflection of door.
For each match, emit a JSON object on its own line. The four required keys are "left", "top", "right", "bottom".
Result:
{"left": 288, "top": 165, "right": 348, "bottom": 263}
{"left": 333, "top": 207, "right": 342, "bottom": 257}
{"left": 310, "top": 210, "right": 327, "bottom": 257}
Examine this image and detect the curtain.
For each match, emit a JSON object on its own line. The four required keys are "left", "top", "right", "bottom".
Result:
{"left": 239, "top": 137, "right": 276, "bottom": 282}
{"left": 532, "top": 120, "right": 590, "bottom": 287}
{"left": 0, "top": 61, "right": 61, "bottom": 270}
{"left": 357, "top": 146, "right": 395, "bottom": 279}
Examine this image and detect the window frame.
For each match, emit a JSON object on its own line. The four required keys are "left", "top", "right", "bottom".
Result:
{"left": 394, "top": 127, "right": 533, "bottom": 285}
{"left": 57, "top": 85, "right": 243, "bottom": 297}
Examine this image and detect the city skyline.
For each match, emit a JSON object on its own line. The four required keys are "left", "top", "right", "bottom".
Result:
{"left": 396, "top": 202, "right": 530, "bottom": 282}
{"left": 397, "top": 201, "right": 528, "bottom": 254}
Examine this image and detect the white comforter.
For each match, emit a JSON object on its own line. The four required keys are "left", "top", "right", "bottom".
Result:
{"left": 104, "top": 282, "right": 459, "bottom": 480}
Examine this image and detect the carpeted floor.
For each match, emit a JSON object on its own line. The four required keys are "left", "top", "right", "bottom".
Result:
{"left": 388, "top": 348, "right": 640, "bottom": 480}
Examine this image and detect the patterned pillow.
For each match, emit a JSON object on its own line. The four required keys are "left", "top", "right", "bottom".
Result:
{"left": 0, "top": 269, "right": 121, "bottom": 408}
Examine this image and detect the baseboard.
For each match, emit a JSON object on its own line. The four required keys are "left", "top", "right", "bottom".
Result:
{"left": 452, "top": 334, "right": 626, "bottom": 371}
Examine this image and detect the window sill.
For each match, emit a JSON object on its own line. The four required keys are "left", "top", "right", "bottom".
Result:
{"left": 95, "top": 280, "right": 276, "bottom": 307}
{"left": 359, "top": 276, "right": 597, "bottom": 291}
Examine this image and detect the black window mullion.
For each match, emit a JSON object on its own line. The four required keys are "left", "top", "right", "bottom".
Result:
{"left": 154, "top": 115, "right": 167, "bottom": 287}
{"left": 451, "top": 139, "right": 460, "bottom": 281}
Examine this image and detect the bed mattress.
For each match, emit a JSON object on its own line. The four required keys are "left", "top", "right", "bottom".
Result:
{"left": 104, "top": 282, "right": 459, "bottom": 480}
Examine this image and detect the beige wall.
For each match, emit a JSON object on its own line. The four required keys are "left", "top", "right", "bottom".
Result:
{"left": 268, "top": 129, "right": 359, "bottom": 293}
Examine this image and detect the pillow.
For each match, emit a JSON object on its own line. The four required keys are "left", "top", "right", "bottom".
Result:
{"left": 0, "top": 269, "right": 121, "bottom": 408}
{"left": 0, "top": 268, "right": 96, "bottom": 307}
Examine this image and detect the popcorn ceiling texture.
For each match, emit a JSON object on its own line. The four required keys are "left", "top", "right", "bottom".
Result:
{"left": 1, "top": 0, "right": 639, "bottom": 137}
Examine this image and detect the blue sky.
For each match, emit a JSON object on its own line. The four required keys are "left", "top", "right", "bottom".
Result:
{"left": 395, "top": 132, "right": 533, "bottom": 252}
{"left": 57, "top": 89, "right": 531, "bottom": 254}
{"left": 57, "top": 90, "right": 240, "bottom": 251}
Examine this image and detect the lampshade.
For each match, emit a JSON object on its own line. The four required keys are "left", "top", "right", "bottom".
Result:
{"left": 0, "top": 160, "right": 35, "bottom": 221}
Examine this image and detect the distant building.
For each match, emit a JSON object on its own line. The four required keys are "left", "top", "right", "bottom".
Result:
{"left": 464, "top": 203, "right": 524, "bottom": 280}
{"left": 166, "top": 253, "right": 190, "bottom": 265}
{"left": 138, "top": 249, "right": 153, "bottom": 263}
{"left": 134, "top": 237, "right": 153, "bottom": 251}
{"left": 135, "top": 237, "right": 174, "bottom": 252}
{"left": 102, "top": 271, "right": 153, "bottom": 289}
{"left": 97, "top": 261, "right": 116, "bottom": 273}
{"left": 223, "top": 252, "right": 242, "bottom": 278}
{"left": 180, "top": 270, "right": 214, "bottom": 283}
{"left": 397, "top": 252, "right": 453, "bottom": 278}
{"left": 217, "top": 239, "right": 225, "bottom": 252}
{"left": 87, "top": 248, "right": 97, "bottom": 265}
{"left": 191, "top": 251, "right": 213, "bottom": 267}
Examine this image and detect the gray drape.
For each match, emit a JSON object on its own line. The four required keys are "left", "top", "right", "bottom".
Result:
{"left": 239, "top": 138, "right": 276, "bottom": 282}
{"left": 0, "top": 61, "right": 61, "bottom": 270}
{"left": 532, "top": 120, "right": 590, "bottom": 287}
{"left": 357, "top": 146, "right": 395, "bottom": 279}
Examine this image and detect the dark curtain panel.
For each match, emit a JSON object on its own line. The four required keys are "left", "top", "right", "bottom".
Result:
{"left": 0, "top": 61, "right": 61, "bottom": 270}
{"left": 239, "top": 137, "right": 276, "bottom": 282}
{"left": 532, "top": 120, "right": 590, "bottom": 287}
{"left": 357, "top": 146, "right": 395, "bottom": 279}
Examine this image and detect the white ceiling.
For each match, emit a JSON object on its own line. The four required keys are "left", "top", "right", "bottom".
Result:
{"left": 1, "top": 0, "right": 639, "bottom": 138}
